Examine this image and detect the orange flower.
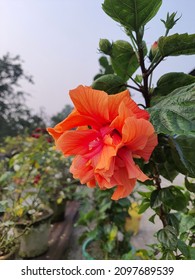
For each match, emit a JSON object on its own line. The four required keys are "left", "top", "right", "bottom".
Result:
{"left": 47, "top": 86, "right": 158, "bottom": 200}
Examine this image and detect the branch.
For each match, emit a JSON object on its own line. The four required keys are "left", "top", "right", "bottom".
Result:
{"left": 125, "top": 84, "right": 142, "bottom": 93}
{"left": 152, "top": 162, "right": 168, "bottom": 227}
{"left": 135, "top": 33, "right": 150, "bottom": 107}
{"left": 147, "top": 57, "right": 164, "bottom": 77}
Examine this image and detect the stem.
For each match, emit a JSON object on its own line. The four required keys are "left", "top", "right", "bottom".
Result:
{"left": 128, "top": 31, "right": 138, "bottom": 52}
{"left": 147, "top": 57, "right": 164, "bottom": 77}
{"left": 125, "top": 84, "right": 142, "bottom": 93}
{"left": 129, "top": 76, "right": 142, "bottom": 88}
{"left": 147, "top": 28, "right": 169, "bottom": 79}
{"left": 135, "top": 32, "right": 151, "bottom": 107}
{"left": 152, "top": 161, "right": 168, "bottom": 227}
{"left": 165, "top": 28, "right": 169, "bottom": 37}
{"left": 137, "top": 104, "right": 146, "bottom": 109}
{"left": 148, "top": 72, "right": 153, "bottom": 92}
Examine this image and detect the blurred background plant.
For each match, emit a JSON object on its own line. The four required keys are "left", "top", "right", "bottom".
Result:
{"left": 0, "top": 54, "right": 46, "bottom": 139}
{"left": 0, "top": 131, "right": 78, "bottom": 224}
{"left": 76, "top": 187, "right": 138, "bottom": 259}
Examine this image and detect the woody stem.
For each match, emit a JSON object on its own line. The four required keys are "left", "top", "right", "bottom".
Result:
{"left": 135, "top": 34, "right": 151, "bottom": 108}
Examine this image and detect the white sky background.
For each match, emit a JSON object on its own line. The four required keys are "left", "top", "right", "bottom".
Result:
{"left": 0, "top": 0, "right": 195, "bottom": 119}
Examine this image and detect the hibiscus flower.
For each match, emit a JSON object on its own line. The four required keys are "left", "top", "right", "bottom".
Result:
{"left": 47, "top": 85, "right": 158, "bottom": 200}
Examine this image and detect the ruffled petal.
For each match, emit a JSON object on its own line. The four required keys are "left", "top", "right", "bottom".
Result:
{"left": 69, "top": 85, "right": 109, "bottom": 128}
{"left": 110, "top": 101, "right": 134, "bottom": 133}
{"left": 125, "top": 97, "right": 150, "bottom": 120}
{"left": 70, "top": 155, "right": 95, "bottom": 184}
{"left": 47, "top": 109, "right": 100, "bottom": 141}
{"left": 108, "top": 90, "right": 131, "bottom": 120}
{"left": 56, "top": 129, "right": 100, "bottom": 156}
{"left": 122, "top": 117, "right": 157, "bottom": 153}
{"left": 134, "top": 133, "right": 158, "bottom": 161}
{"left": 111, "top": 168, "right": 137, "bottom": 200}
{"left": 118, "top": 148, "right": 149, "bottom": 182}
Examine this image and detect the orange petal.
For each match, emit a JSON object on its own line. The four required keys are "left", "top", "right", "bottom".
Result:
{"left": 86, "top": 179, "right": 96, "bottom": 188}
{"left": 110, "top": 101, "right": 134, "bottom": 133}
{"left": 108, "top": 90, "right": 131, "bottom": 120}
{"left": 118, "top": 148, "right": 149, "bottom": 182}
{"left": 56, "top": 129, "right": 100, "bottom": 156}
{"left": 122, "top": 117, "right": 155, "bottom": 150}
{"left": 111, "top": 170, "right": 137, "bottom": 200}
{"left": 125, "top": 97, "right": 150, "bottom": 120}
{"left": 70, "top": 155, "right": 95, "bottom": 184}
{"left": 47, "top": 109, "right": 100, "bottom": 142}
{"left": 108, "top": 88, "right": 149, "bottom": 121}
{"left": 69, "top": 85, "right": 109, "bottom": 127}
{"left": 134, "top": 133, "right": 158, "bottom": 161}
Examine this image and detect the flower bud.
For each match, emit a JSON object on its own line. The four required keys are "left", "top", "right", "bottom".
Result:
{"left": 161, "top": 12, "right": 181, "bottom": 31}
{"left": 148, "top": 41, "right": 160, "bottom": 62}
{"left": 99, "top": 39, "right": 112, "bottom": 55}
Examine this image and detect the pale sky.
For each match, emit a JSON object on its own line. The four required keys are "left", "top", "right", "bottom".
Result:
{"left": 0, "top": 0, "right": 195, "bottom": 118}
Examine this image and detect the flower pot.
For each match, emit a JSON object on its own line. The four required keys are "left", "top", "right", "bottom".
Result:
{"left": 82, "top": 238, "right": 96, "bottom": 260}
{"left": 15, "top": 208, "right": 53, "bottom": 258}
{"left": 82, "top": 237, "right": 135, "bottom": 260}
{"left": 49, "top": 199, "right": 66, "bottom": 223}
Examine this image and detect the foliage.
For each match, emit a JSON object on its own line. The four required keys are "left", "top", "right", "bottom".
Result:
{"left": 0, "top": 218, "right": 16, "bottom": 256}
{"left": 93, "top": 56, "right": 114, "bottom": 81}
{"left": 0, "top": 133, "right": 77, "bottom": 224}
{"left": 89, "top": 0, "right": 195, "bottom": 259}
{"left": 76, "top": 188, "right": 134, "bottom": 259}
{"left": 0, "top": 53, "right": 45, "bottom": 139}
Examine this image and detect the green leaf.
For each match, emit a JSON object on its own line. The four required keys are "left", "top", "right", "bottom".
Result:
{"left": 110, "top": 40, "right": 139, "bottom": 81}
{"left": 189, "top": 247, "right": 195, "bottom": 260}
{"left": 166, "top": 213, "right": 180, "bottom": 234}
{"left": 177, "top": 239, "right": 190, "bottom": 259}
{"left": 180, "top": 215, "right": 195, "bottom": 234}
{"left": 99, "top": 56, "right": 110, "bottom": 69}
{"left": 153, "top": 138, "right": 178, "bottom": 181}
{"left": 77, "top": 210, "right": 96, "bottom": 226}
{"left": 153, "top": 72, "right": 195, "bottom": 98}
{"left": 149, "top": 83, "right": 195, "bottom": 135}
{"left": 91, "top": 74, "right": 126, "bottom": 94}
{"left": 135, "top": 74, "right": 143, "bottom": 84}
{"left": 157, "top": 160, "right": 179, "bottom": 182}
{"left": 160, "top": 186, "right": 188, "bottom": 211}
{"left": 117, "top": 198, "right": 130, "bottom": 208}
{"left": 169, "top": 135, "right": 195, "bottom": 178}
{"left": 161, "top": 251, "right": 176, "bottom": 260}
{"left": 157, "top": 226, "right": 178, "bottom": 250}
{"left": 158, "top": 33, "right": 195, "bottom": 57}
{"left": 150, "top": 190, "right": 162, "bottom": 209}
{"left": 138, "top": 191, "right": 151, "bottom": 199}
{"left": 0, "top": 200, "right": 8, "bottom": 213}
{"left": 102, "top": 0, "right": 162, "bottom": 32}
{"left": 99, "top": 39, "right": 112, "bottom": 55}
{"left": 138, "top": 198, "right": 150, "bottom": 214}
{"left": 185, "top": 177, "right": 195, "bottom": 193}
{"left": 149, "top": 213, "right": 156, "bottom": 224}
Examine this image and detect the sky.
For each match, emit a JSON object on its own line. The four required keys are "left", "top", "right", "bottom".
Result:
{"left": 0, "top": 0, "right": 195, "bottom": 119}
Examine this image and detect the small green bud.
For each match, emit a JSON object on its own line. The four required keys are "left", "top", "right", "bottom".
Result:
{"left": 161, "top": 12, "right": 181, "bottom": 31}
{"left": 99, "top": 39, "right": 112, "bottom": 55}
{"left": 148, "top": 41, "right": 160, "bottom": 62}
